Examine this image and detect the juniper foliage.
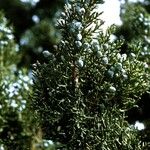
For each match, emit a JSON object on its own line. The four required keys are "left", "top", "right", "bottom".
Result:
{"left": 32, "top": 0, "right": 150, "bottom": 149}
{"left": 115, "top": 0, "right": 150, "bottom": 147}
{"left": 0, "top": 12, "right": 32, "bottom": 149}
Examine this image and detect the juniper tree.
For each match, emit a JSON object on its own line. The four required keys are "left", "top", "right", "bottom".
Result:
{"left": 32, "top": 0, "right": 150, "bottom": 149}
{"left": 0, "top": 12, "right": 33, "bottom": 149}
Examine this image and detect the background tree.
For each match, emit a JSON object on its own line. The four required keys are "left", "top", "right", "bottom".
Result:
{"left": 116, "top": 0, "right": 150, "bottom": 134}
{"left": 115, "top": 0, "right": 150, "bottom": 142}
{"left": 0, "top": 12, "right": 33, "bottom": 149}
{"left": 32, "top": 0, "right": 150, "bottom": 149}
{"left": 0, "top": 0, "right": 64, "bottom": 68}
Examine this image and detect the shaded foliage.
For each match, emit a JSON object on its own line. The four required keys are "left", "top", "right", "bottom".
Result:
{"left": 115, "top": 0, "right": 150, "bottom": 145}
{"left": 0, "top": 0, "right": 64, "bottom": 68}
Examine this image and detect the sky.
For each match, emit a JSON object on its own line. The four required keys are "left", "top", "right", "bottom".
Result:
{"left": 100, "top": 0, "right": 145, "bottom": 29}
{"left": 99, "top": 0, "right": 122, "bottom": 30}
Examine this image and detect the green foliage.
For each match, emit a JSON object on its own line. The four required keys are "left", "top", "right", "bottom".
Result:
{"left": 32, "top": 0, "right": 150, "bottom": 149}
{"left": 0, "top": 0, "right": 65, "bottom": 149}
{"left": 116, "top": 1, "right": 150, "bottom": 64}
{"left": 0, "top": 0, "right": 149, "bottom": 149}
{"left": 115, "top": 0, "right": 150, "bottom": 148}
{"left": 0, "top": 12, "right": 33, "bottom": 149}
{"left": 0, "top": 0, "right": 65, "bottom": 68}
